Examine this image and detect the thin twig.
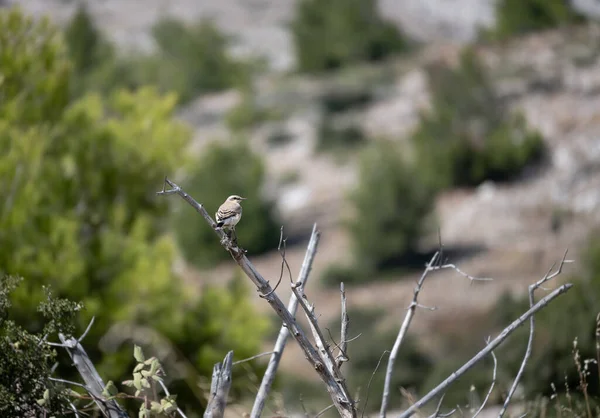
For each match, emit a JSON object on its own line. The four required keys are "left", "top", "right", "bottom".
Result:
{"left": 380, "top": 252, "right": 440, "bottom": 418}
{"left": 250, "top": 225, "right": 328, "bottom": 418}
{"left": 498, "top": 250, "right": 571, "bottom": 417}
{"left": 362, "top": 351, "right": 390, "bottom": 418}
{"left": 398, "top": 283, "right": 573, "bottom": 418}
{"left": 232, "top": 351, "right": 276, "bottom": 366}
{"left": 428, "top": 395, "right": 445, "bottom": 418}
{"left": 158, "top": 180, "right": 356, "bottom": 418}
{"left": 338, "top": 282, "right": 350, "bottom": 368}
{"left": 315, "top": 404, "right": 335, "bottom": 418}
{"left": 204, "top": 351, "right": 234, "bottom": 418}
{"left": 291, "top": 283, "right": 352, "bottom": 400}
{"left": 431, "top": 263, "right": 493, "bottom": 282}
{"left": 471, "top": 339, "right": 497, "bottom": 418}
{"left": 427, "top": 395, "right": 457, "bottom": 418}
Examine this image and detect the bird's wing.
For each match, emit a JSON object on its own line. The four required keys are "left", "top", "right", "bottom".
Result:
{"left": 216, "top": 203, "right": 240, "bottom": 221}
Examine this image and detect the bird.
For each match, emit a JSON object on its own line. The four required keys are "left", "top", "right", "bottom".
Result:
{"left": 215, "top": 195, "right": 246, "bottom": 242}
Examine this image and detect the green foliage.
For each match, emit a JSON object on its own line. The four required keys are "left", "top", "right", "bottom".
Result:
{"left": 141, "top": 17, "right": 253, "bottom": 104}
{"left": 413, "top": 48, "right": 544, "bottom": 189}
{"left": 348, "top": 140, "right": 435, "bottom": 273}
{"left": 225, "top": 88, "right": 283, "bottom": 133}
{"left": 63, "top": 3, "right": 115, "bottom": 97}
{"left": 120, "top": 345, "right": 180, "bottom": 417}
{"left": 0, "top": 7, "right": 70, "bottom": 124}
{"left": 0, "top": 7, "right": 268, "bottom": 416}
{"left": 173, "top": 139, "right": 280, "bottom": 268}
{"left": 0, "top": 276, "right": 78, "bottom": 417}
{"left": 61, "top": 9, "right": 253, "bottom": 104}
{"left": 315, "top": 87, "right": 372, "bottom": 155}
{"left": 291, "top": 0, "right": 411, "bottom": 73}
{"left": 488, "top": 0, "right": 585, "bottom": 40}
{"left": 316, "top": 117, "right": 367, "bottom": 156}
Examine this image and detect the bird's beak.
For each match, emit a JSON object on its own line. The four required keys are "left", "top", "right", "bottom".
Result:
{"left": 240, "top": 197, "right": 247, "bottom": 200}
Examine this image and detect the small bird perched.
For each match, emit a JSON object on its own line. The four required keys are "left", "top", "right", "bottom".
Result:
{"left": 215, "top": 195, "right": 246, "bottom": 242}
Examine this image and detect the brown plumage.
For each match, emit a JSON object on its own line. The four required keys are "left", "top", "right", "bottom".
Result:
{"left": 215, "top": 195, "right": 246, "bottom": 229}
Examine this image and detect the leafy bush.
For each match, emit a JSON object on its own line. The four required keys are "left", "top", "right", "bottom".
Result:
{"left": 291, "top": 0, "right": 411, "bottom": 73}
{"left": 0, "top": 276, "right": 80, "bottom": 417}
{"left": 487, "top": 0, "right": 586, "bottom": 40}
{"left": 63, "top": 3, "right": 116, "bottom": 97}
{"left": 413, "top": 48, "right": 544, "bottom": 189}
{"left": 0, "top": 7, "right": 268, "bottom": 416}
{"left": 173, "top": 139, "right": 280, "bottom": 268}
{"left": 347, "top": 140, "right": 436, "bottom": 273}
{"left": 142, "top": 17, "right": 253, "bottom": 104}
{"left": 62, "top": 9, "right": 252, "bottom": 105}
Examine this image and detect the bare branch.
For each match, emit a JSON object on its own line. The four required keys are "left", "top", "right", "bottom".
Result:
{"left": 232, "top": 351, "right": 276, "bottom": 366}
{"left": 380, "top": 252, "right": 440, "bottom": 418}
{"left": 291, "top": 283, "right": 353, "bottom": 402}
{"left": 498, "top": 250, "right": 571, "bottom": 417}
{"left": 251, "top": 224, "right": 324, "bottom": 418}
{"left": 337, "top": 282, "right": 350, "bottom": 368}
{"left": 362, "top": 350, "right": 390, "bottom": 418}
{"left": 431, "top": 263, "right": 493, "bottom": 283}
{"left": 315, "top": 404, "right": 335, "bottom": 418}
{"left": 471, "top": 339, "right": 497, "bottom": 418}
{"left": 204, "top": 351, "right": 234, "bottom": 418}
{"left": 398, "top": 283, "right": 573, "bottom": 418}
{"left": 159, "top": 180, "right": 356, "bottom": 417}
{"left": 58, "top": 333, "right": 128, "bottom": 418}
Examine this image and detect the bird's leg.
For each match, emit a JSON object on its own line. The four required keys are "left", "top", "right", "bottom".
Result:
{"left": 231, "top": 228, "right": 247, "bottom": 253}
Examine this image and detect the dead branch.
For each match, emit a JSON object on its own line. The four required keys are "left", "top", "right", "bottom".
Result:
{"left": 204, "top": 351, "right": 234, "bottom": 418}
{"left": 380, "top": 252, "right": 441, "bottom": 418}
{"left": 56, "top": 319, "right": 128, "bottom": 418}
{"left": 158, "top": 180, "right": 355, "bottom": 418}
{"left": 337, "top": 282, "right": 350, "bottom": 368}
{"left": 251, "top": 224, "right": 320, "bottom": 418}
{"left": 471, "top": 340, "right": 497, "bottom": 418}
{"left": 398, "top": 282, "right": 573, "bottom": 418}
{"left": 498, "top": 250, "right": 571, "bottom": 417}
{"left": 290, "top": 280, "right": 353, "bottom": 403}
{"left": 381, "top": 249, "right": 494, "bottom": 418}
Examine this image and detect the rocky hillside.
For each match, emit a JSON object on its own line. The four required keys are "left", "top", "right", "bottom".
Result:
{"left": 9, "top": 0, "right": 600, "bottom": 412}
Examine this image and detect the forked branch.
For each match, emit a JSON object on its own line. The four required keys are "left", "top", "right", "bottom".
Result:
{"left": 251, "top": 224, "right": 320, "bottom": 418}
{"left": 398, "top": 282, "right": 573, "bottom": 418}
{"left": 158, "top": 179, "right": 356, "bottom": 418}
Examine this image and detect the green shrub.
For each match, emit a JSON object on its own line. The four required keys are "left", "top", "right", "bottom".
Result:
{"left": 63, "top": 3, "right": 116, "bottom": 97}
{"left": 62, "top": 10, "right": 253, "bottom": 105}
{"left": 0, "top": 8, "right": 268, "bottom": 416}
{"left": 291, "top": 0, "right": 411, "bottom": 73}
{"left": 143, "top": 17, "right": 253, "bottom": 104}
{"left": 225, "top": 88, "right": 283, "bottom": 133}
{"left": 173, "top": 139, "right": 280, "bottom": 268}
{"left": 413, "top": 48, "right": 544, "bottom": 189}
{"left": 487, "top": 0, "right": 586, "bottom": 40}
{"left": 316, "top": 118, "right": 367, "bottom": 155}
{"left": 0, "top": 276, "right": 80, "bottom": 417}
{"left": 347, "top": 140, "right": 436, "bottom": 273}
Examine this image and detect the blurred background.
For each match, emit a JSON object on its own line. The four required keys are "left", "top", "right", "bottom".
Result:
{"left": 2, "top": 0, "right": 600, "bottom": 416}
